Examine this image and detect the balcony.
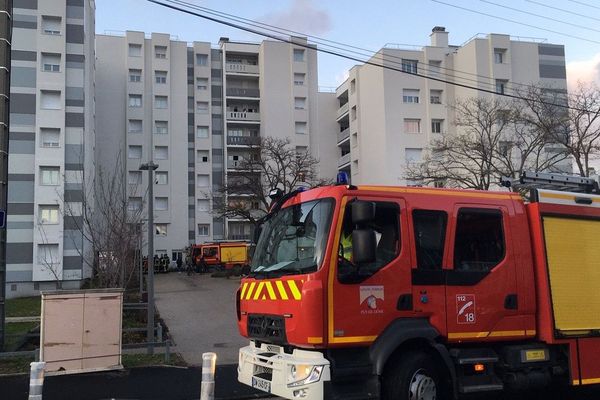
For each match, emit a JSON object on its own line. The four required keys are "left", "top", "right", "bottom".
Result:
{"left": 337, "top": 128, "right": 350, "bottom": 144}
{"left": 227, "top": 111, "right": 260, "bottom": 122}
{"left": 226, "top": 63, "right": 259, "bottom": 75}
{"left": 338, "top": 153, "right": 351, "bottom": 167}
{"left": 227, "top": 136, "right": 261, "bottom": 146}
{"left": 226, "top": 87, "right": 260, "bottom": 98}
{"left": 336, "top": 102, "right": 349, "bottom": 121}
{"left": 229, "top": 234, "right": 251, "bottom": 240}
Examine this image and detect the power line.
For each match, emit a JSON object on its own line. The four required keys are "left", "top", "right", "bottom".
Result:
{"left": 567, "top": 0, "right": 600, "bottom": 11}
{"left": 147, "top": 0, "right": 589, "bottom": 113}
{"left": 480, "top": 0, "right": 600, "bottom": 34}
{"left": 432, "top": 0, "right": 600, "bottom": 44}
{"left": 526, "top": 0, "right": 600, "bottom": 22}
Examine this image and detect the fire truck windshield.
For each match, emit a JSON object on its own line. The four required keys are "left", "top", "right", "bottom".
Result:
{"left": 251, "top": 198, "right": 334, "bottom": 277}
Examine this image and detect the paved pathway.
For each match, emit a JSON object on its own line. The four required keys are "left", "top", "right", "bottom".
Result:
{"left": 154, "top": 272, "right": 248, "bottom": 365}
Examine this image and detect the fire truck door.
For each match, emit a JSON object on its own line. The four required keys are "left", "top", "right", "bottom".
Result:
{"left": 444, "top": 205, "right": 522, "bottom": 341}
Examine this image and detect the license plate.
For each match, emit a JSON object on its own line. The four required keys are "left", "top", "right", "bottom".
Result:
{"left": 252, "top": 376, "right": 271, "bottom": 393}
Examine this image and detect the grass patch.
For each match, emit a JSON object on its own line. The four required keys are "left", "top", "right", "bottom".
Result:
{"left": 122, "top": 352, "right": 186, "bottom": 368}
{"left": 0, "top": 355, "right": 34, "bottom": 375}
{"left": 5, "top": 322, "right": 38, "bottom": 351}
{"left": 6, "top": 296, "right": 41, "bottom": 318}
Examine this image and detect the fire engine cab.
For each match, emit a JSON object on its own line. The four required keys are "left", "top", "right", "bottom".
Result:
{"left": 236, "top": 172, "right": 600, "bottom": 400}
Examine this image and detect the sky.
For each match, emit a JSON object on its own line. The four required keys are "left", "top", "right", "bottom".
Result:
{"left": 95, "top": 0, "right": 600, "bottom": 89}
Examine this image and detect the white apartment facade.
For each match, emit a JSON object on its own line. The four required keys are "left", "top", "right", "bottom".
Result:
{"left": 335, "top": 27, "right": 569, "bottom": 185}
{"left": 7, "top": 0, "right": 96, "bottom": 298}
{"left": 95, "top": 33, "right": 337, "bottom": 262}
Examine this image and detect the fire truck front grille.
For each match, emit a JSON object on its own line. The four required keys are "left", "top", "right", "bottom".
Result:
{"left": 247, "top": 314, "right": 286, "bottom": 344}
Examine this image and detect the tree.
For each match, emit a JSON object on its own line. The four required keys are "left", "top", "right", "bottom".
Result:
{"left": 62, "top": 151, "right": 145, "bottom": 288}
{"left": 212, "top": 137, "right": 329, "bottom": 227}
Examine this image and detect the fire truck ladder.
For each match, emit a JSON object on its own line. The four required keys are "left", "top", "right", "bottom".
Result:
{"left": 501, "top": 171, "right": 600, "bottom": 194}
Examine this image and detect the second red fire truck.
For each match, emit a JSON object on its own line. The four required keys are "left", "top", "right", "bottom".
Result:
{"left": 235, "top": 172, "right": 600, "bottom": 399}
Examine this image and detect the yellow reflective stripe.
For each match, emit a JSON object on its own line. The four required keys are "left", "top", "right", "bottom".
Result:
{"left": 240, "top": 283, "right": 248, "bottom": 299}
{"left": 287, "top": 280, "right": 302, "bottom": 300}
{"left": 265, "top": 282, "right": 277, "bottom": 300}
{"left": 245, "top": 282, "right": 256, "bottom": 300}
{"left": 307, "top": 337, "right": 323, "bottom": 344}
{"left": 275, "top": 281, "right": 289, "bottom": 300}
{"left": 253, "top": 282, "right": 265, "bottom": 300}
{"left": 330, "top": 335, "right": 377, "bottom": 344}
{"left": 581, "top": 378, "right": 600, "bottom": 385}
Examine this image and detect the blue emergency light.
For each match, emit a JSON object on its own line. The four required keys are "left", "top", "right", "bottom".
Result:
{"left": 336, "top": 171, "right": 349, "bottom": 185}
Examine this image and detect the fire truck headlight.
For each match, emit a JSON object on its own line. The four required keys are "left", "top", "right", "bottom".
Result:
{"left": 287, "top": 364, "right": 324, "bottom": 387}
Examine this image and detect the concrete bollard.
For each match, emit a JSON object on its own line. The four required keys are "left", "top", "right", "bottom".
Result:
{"left": 200, "top": 352, "right": 217, "bottom": 400}
{"left": 28, "top": 361, "right": 46, "bottom": 400}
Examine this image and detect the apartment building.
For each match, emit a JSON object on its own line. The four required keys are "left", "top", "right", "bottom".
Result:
{"left": 7, "top": 0, "right": 96, "bottom": 297}
{"left": 95, "top": 33, "right": 337, "bottom": 262}
{"left": 335, "top": 27, "right": 569, "bottom": 185}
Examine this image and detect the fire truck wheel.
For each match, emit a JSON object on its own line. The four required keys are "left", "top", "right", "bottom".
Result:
{"left": 382, "top": 351, "right": 447, "bottom": 400}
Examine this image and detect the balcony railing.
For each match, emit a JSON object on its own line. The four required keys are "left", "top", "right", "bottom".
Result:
{"left": 227, "top": 111, "right": 260, "bottom": 121}
{"left": 227, "top": 136, "right": 261, "bottom": 146}
{"left": 225, "top": 63, "right": 259, "bottom": 75}
{"left": 337, "top": 128, "right": 350, "bottom": 144}
{"left": 336, "top": 102, "right": 349, "bottom": 120}
{"left": 226, "top": 87, "right": 260, "bottom": 98}
{"left": 338, "top": 153, "right": 351, "bottom": 167}
{"left": 229, "top": 234, "right": 251, "bottom": 240}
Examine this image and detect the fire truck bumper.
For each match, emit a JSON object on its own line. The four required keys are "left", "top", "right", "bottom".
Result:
{"left": 238, "top": 341, "right": 331, "bottom": 400}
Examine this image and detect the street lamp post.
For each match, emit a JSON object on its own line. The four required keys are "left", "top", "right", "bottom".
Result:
{"left": 140, "top": 161, "right": 158, "bottom": 354}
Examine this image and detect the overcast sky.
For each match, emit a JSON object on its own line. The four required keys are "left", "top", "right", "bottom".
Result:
{"left": 96, "top": 0, "right": 600, "bottom": 89}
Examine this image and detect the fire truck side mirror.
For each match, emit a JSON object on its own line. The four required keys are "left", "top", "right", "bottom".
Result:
{"left": 352, "top": 201, "right": 376, "bottom": 225}
{"left": 352, "top": 229, "right": 377, "bottom": 265}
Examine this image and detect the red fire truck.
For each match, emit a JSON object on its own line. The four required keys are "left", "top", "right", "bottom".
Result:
{"left": 236, "top": 172, "right": 600, "bottom": 399}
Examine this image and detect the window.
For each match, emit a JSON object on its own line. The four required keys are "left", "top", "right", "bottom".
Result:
{"left": 496, "top": 79, "right": 508, "bottom": 95}
{"left": 129, "top": 94, "right": 142, "bottom": 107}
{"left": 128, "top": 197, "right": 142, "bottom": 211}
{"left": 128, "top": 145, "right": 142, "bottom": 159}
{"left": 155, "top": 197, "right": 168, "bottom": 211}
{"left": 293, "top": 49, "right": 305, "bottom": 62}
{"left": 155, "top": 171, "right": 168, "bottom": 185}
{"left": 494, "top": 49, "right": 506, "bottom": 64}
{"left": 294, "top": 97, "right": 306, "bottom": 110}
{"left": 128, "top": 171, "right": 142, "bottom": 185}
{"left": 404, "top": 119, "right": 421, "bottom": 134}
{"left": 172, "top": 250, "right": 183, "bottom": 262}
{"left": 197, "top": 150, "right": 209, "bottom": 163}
{"left": 154, "top": 146, "right": 168, "bottom": 160}
{"left": 196, "top": 77, "right": 208, "bottom": 90}
{"left": 196, "top": 101, "right": 209, "bottom": 113}
{"left": 294, "top": 73, "right": 305, "bottom": 86}
{"left": 41, "top": 16, "right": 61, "bottom": 35}
{"left": 454, "top": 209, "right": 505, "bottom": 272}
{"left": 401, "top": 59, "right": 418, "bottom": 74}
{"left": 40, "top": 167, "right": 60, "bottom": 185}
{"left": 405, "top": 148, "right": 423, "bottom": 163}
{"left": 295, "top": 121, "right": 307, "bottom": 135}
{"left": 196, "top": 126, "right": 209, "bottom": 138}
{"left": 155, "top": 224, "right": 168, "bottom": 236}
{"left": 154, "top": 96, "right": 168, "bottom": 109}
{"left": 338, "top": 201, "right": 400, "bottom": 283}
{"left": 40, "top": 90, "right": 61, "bottom": 109}
{"left": 499, "top": 141, "right": 512, "bottom": 157}
{"left": 40, "top": 128, "right": 60, "bottom": 148}
{"left": 431, "top": 119, "right": 444, "bottom": 134}
{"left": 37, "top": 244, "right": 59, "bottom": 264}
{"left": 403, "top": 89, "right": 419, "bottom": 104}
{"left": 41, "top": 53, "right": 60, "bottom": 72}
{"left": 197, "top": 199, "right": 209, "bottom": 211}
{"left": 412, "top": 210, "right": 448, "bottom": 270}
{"left": 129, "top": 69, "right": 142, "bottom": 82}
{"left": 196, "top": 54, "right": 208, "bottom": 66}
{"left": 197, "top": 174, "right": 209, "bottom": 187}
{"left": 128, "top": 119, "right": 142, "bottom": 134}
{"left": 155, "top": 71, "right": 167, "bottom": 84}
{"left": 128, "top": 43, "right": 142, "bottom": 57}
{"left": 39, "top": 205, "right": 59, "bottom": 224}
{"left": 428, "top": 60, "right": 441, "bottom": 76}
{"left": 155, "top": 45, "right": 167, "bottom": 59}
{"left": 154, "top": 120, "right": 168, "bottom": 134}
{"left": 198, "top": 224, "right": 210, "bottom": 236}
{"left": 430, "top": 90, "right": 442, "bottom": 104}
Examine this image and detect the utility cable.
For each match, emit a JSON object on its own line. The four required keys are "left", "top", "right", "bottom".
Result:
{"left": 566, "top": 0, "right": 600, "bottom": 12}
{"left": 526, "top": 0, "right": 600, "bottom": 22}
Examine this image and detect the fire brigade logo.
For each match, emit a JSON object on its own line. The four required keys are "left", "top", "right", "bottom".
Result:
{"left": 456, "top": 294, "right": 476, "bottom": 324}
{"left": 360, "top": 286, "right": 384, "bottom": 315}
